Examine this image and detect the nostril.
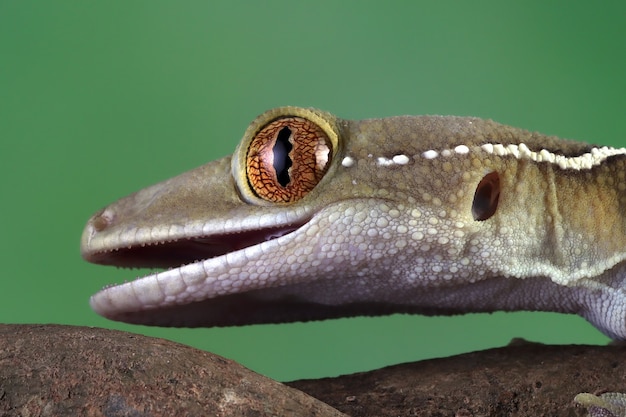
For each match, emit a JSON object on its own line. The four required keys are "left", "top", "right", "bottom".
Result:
{"left": 92, "top": 210, "right": 112, "bottom": 232}
{"left": 472, "top": 171, "right": 500, "bottom": 221}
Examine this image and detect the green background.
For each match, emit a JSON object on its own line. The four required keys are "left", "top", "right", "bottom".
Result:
{"left": 2, "top": 2, "right": 625, "bottom": 382}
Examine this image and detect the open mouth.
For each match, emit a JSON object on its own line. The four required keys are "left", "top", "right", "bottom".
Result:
{"left": 85, "top": 223, "right": 304, "bottom": 270}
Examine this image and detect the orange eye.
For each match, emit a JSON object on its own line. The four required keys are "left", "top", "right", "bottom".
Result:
{"left": 246, "top": 117, "right": 332, "bottom": 203}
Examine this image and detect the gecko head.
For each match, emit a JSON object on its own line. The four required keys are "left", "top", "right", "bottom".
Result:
{"left": 81, "top": 106, "right": 386, "bottom": 326}
{"left": 83, "top": 106, "right": 626, "bottom": 335}
{"left": 80, "top": 106, "right": 513, "bottom": 327}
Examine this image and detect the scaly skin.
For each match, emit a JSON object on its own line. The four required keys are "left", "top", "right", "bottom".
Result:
{"left": 81, "top": 106, "right": 626, "bottom": 338}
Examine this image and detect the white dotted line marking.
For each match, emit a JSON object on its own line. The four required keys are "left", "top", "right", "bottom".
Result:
{"left": 422, "top": 145, "right": 471, "bottom": 159}
{"left": 480, "top": 143, "right": 626, "bottom": 170}
{"left": 348, "top": 142, "right": 625, "bottom": 171}
{"left": 421, "top": 142, "right": 626, "bottom": 171}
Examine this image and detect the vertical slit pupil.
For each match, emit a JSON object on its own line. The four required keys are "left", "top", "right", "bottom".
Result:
{"left": 273, "top": 127, "right": 293, "bottom": 187}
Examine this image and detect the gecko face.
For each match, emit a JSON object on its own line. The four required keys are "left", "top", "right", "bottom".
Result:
{"left": 82, "top": 107, "right": 626, "bottom": 338}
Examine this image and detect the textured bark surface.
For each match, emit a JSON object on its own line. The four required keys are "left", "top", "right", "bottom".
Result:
{"left": 0, "top": 324, "right": 345, "bottom": 417}
{"left": 289, "top": 340, "right": 626, "bottom": 417}
{"left": 1, "top": 324, "right": 624, "bottom": 417}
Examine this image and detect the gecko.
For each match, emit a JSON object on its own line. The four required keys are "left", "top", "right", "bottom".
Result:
{"left": 575, "top": 392, "right": 626, "bottom": 417}
{"left": 81, "top": 106, "right": 626, "bottom": 340}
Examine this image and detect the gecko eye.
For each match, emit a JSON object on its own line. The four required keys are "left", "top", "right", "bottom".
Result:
{"left": 472, "top": 171, "right": 500, "bottom": 221}
{"left": 245, "top": 117, "right": 332, "bottom": 203}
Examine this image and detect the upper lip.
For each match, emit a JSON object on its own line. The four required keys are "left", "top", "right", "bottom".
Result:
{"left": 83, "top": 223, "right": 304, "bottom": 269}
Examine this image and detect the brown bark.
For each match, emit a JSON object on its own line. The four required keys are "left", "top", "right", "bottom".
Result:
{"left": 1, "top": 324, "right": 624, "bottom": 416}
{"left": 0, "top": 324, "right": 345, "bottom": 417}
{"left": 289, "top": 339, "right": 626, "bottom": 416}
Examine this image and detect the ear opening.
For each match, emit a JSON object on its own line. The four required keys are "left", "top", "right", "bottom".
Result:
{"left": 472, "top": 171, "right": 500, "bottom": 221}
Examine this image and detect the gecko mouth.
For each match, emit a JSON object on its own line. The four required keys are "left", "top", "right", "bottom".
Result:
{"left": 85, "top": 223, "right": 303, "bottom": 270}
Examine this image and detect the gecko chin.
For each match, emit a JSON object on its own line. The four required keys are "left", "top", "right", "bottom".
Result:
{"left": 84, "top": 222, "right": 305, "bottom": 271}
{"left": 103, "top": 295, "right": 417, "bottom": 327}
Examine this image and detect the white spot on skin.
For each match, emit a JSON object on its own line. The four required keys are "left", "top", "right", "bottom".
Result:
{"left": 376, "top": 155, "right": 411, "bottom": 166}
{"left": 492, "top": 144, "right": 506, "bottom": 156}
{"left": 518, "top": 143, "right": 531, "bottom": 155}
{"left": 392, "top": 154, "right": 410, "bottom": 165}
{"left": 377, "top": 157, "right": 394, "bottom": 166}
{"left": 341, "top": 156, "right": 355, "bottom": 167}
{"left": 422, "top": 150, "right": 438, "bottom": 159}
{"left": 454, "top": 145, "right": 470, "bottom": 154}
{"left": 506, "top": 144, "right": 520, "bottom": 158}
